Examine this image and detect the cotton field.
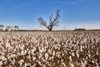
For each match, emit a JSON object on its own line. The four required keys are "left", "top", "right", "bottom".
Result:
{"left": 0, "top": 31, "right": 100, "bottom": 67}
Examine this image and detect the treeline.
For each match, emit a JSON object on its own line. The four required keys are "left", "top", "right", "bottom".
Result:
{"left": 0, "top": 25, "right": 19, "bottom": 31}
{"left": 74, "top": 28, "right": 100, "bottom": 31}
{"left": 74, "top": 28, "right": 86, "bottom": 31}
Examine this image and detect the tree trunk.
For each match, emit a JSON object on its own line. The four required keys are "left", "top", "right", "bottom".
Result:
{"left": 49, "top": 28, "right": 52, "bottom": 31}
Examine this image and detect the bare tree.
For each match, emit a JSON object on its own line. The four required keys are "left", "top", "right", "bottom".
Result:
{"left": 38, "top": 9, "right": 60, "bottom": 31}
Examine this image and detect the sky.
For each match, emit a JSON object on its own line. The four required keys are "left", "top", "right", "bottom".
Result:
{"left": 0, "top": 0, "right": 100, "bottom": 30}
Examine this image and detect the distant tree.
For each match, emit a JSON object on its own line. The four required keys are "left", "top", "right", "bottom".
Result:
{"left": 38, "top": 9, "right": 60, "bottom": 31}
{"left": 74, "top": 28, "right": 86, "bottom": 31}
{"left": 10, "top": 26, "right": 13, "bottom": 31}
{"left": 0, "top": 25, "right": 4, "bottom": 31}
{"left": 6, "top": 26, "right": 10, "bottom": 31}
{"left": 14, "top": 25, "right": 19, "bottom": 31}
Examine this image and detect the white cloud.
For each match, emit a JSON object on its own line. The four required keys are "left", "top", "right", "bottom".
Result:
{"left": 75, "top": 23, "right": 100, "bottom": 29}
{"left": 59, "top": 1, "right": 77, "bottom": 5}
{"left": 55, "top": 22, "right": 100, "bottom": 30}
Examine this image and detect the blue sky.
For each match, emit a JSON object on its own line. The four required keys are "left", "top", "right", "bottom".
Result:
{"left": 0, "top": 0, "right": 100, "bottom": 30}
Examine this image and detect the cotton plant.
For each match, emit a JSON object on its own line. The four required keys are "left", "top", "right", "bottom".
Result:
{"left": 0, "top": 31, "right": 99, "bottom": 67}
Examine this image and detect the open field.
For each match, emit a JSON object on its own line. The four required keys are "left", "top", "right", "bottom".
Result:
{"left": 0, "top": 31, "right": 100, "bottom": 67}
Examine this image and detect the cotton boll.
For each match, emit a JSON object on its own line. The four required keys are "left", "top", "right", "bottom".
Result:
{"left": 45, "top": 40, "right": 48, "bottom": 45}
{"left": 76, "top": 50, "right": 79, "bottom": 58}
{"left": 48, "top": 57, "right": 52, "bottom": 61}
{"left": 87, "top": 54, "right": 91, "bottom": 58}
{"left": 81, "top": 62, "right": 85, "bottom": 67}
{"left": 54, "top": 45, "right": 58, "bottom": 50}
{"left": 11, "top": 58, "right": 15, "bottom": 65}
{"left": 71, "top": 52, "right": 75, "bottom": 57}
{"left": 21, "top": 50, "right": 25, "bottom": 55}
{"left": 0, "top": 61, "right": 3, "bottom": 65}
{"left": 3, "top": 60, "right": 8, "bottom": 65}
{"left": 96, "top": 62, "right": 99, "bottom": 67}
{"left": 28, "top": 51, "right": 31, "bottom": 54}
{"left": 31, "top": 47, "right": 36, "bottom": 53}
{"left": 56, "top": 52, "right": 61, "bottom": 58}
{"left": 10, "top": 54, "right": 16, "bottom": 58}
{"left": 69, "top": 56, "right": 72, "bottom": 62}
{"left": 69, "top": 62, "right": 74, "bottom": 67}
{"left": 5, "top": 42, "right": 11, "bottom": 48}
{"left": 80, "top": 46, "right": 83, "bottom": 52}
{"left": 24, "top": 50, "right": 27, "bottom": 54}
{"left": 62, "top": 62, "right": 67, "bottom": 67}
{"left": 27, "top": 54, "right": 31, "bottom": 59}
{"left": 53, "top": 51, "right": 55, "bottom": 56}
{"left": 45, "top": 53, "right": 49, "bottom": 60}
{"left": 21, "top": 45, "right": 25, "bottom": 50}
{"left": 39, "top": 47, "right": 45, "bottom": 53}
{"left": 96, "top": 48, "right": 98, "bottom": 55}
{"left": 18, "top": 59, "right": 24, "bottom": 66}
{"left": 0, "top": 56, "right": 6, "bottom": 61}
{"left": 1, "top": 52, "right": 4, "bottom": 56}
{"left": 48, "top": 49, "right": 52, "bottom": 54}
{"left": 32, "top": 56, "right": 36, "bottom": 61}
